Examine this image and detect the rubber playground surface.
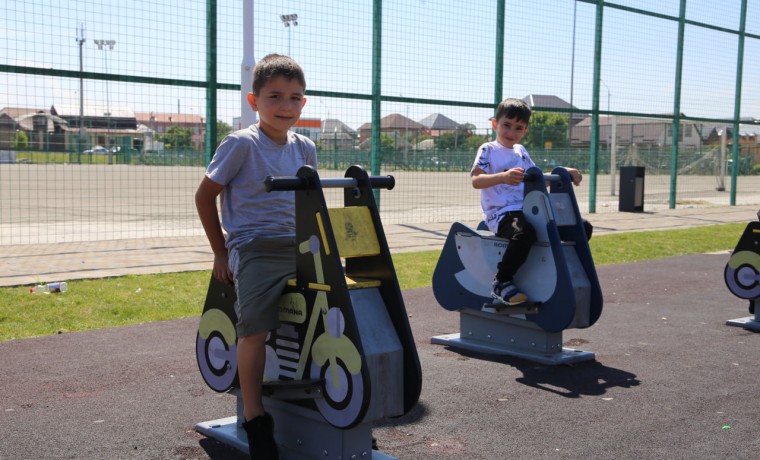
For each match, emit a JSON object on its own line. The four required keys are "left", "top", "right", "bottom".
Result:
{"left": 2, "top": 251, "right": 759, "bottom": 459}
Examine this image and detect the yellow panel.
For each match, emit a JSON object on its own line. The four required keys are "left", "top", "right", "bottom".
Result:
{"left": 315, "top": 211, "right": 331, "bottom": 256}
{"left": 308, "top": 282, "right": 331, "bottom": 292}
{"left": 291, "top": 276, "right": 380, "bottom": 290}
{"left": 345, "top": 276, "right": 382, "bottom": 289}
{"left": 327, "top": 206, "right": 381, "bottom": 258}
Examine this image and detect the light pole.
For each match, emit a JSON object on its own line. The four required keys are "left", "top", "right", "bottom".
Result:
{"left": 570, "top": 0, "right": 577, "bottom": 116}
{"left": 95, "top": 39, "right": 115, "bottom": 163}
{"left": 600, "top": 79, "right": 616, "bottom": 195}
{"left": 76, "top": 24, "right": 86, "bottom": 153}
{"left": 600, "top": 79, "right": 610, "bottom": 115}
{"left": 94, "top": 40, "right": 116, "bottom": 118}
{"left": 280, "top": 14, "right": 298, "bottom": 55}
{"left": 241, "top": 0, "right": 256, "bottom": 129}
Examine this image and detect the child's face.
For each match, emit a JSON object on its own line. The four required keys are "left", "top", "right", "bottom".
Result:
{"left": 247, "top": 75, "right": 306, "bottom": 143}
{"left": 492, "top": 115, "right": 529, "bottom": 148}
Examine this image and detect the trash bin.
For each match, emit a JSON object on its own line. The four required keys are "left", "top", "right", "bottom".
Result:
{"left": 619, "top": 166, "right": 645, "bottom": 212}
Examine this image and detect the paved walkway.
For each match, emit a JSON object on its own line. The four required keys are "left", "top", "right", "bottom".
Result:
{"left": 2, "top": 205, "right": 758, "bottom": 287}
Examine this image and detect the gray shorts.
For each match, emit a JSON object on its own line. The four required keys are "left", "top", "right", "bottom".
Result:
{"left": 229, "top": 236, "right": 296, "bottom": 337}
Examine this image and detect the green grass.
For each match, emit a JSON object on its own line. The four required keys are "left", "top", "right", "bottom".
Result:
{"left": 588, "top": 222, "right": 746, "bottom": 265}
{"left": 0, "top": 222, "right": 747, "bottom": 342}
{"left": 17, "top": 151, "right": 112, "bottom": 165}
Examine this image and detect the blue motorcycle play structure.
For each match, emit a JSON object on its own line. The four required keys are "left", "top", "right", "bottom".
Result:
{"left": 195, "top": 165, "right": 422, "bottom": 460}
{"left": 725, "top": 209, "right": 760, "bottom": 331}
{"left": 431, "top": 167, "right": 603, "bottom": 365}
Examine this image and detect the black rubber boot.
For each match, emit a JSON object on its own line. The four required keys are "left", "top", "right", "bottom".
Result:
{"left": 242, "top": 412, "right": 279, "bottom": 460}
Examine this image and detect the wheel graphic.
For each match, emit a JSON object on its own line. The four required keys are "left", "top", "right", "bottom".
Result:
{"left": 311, "top": 357, "right": 365, "bottom": 428}
{"left": 196, "top": 308, "right": 238, "bottom": 392}
{"left": 725, "top": 251, "right": 760, "bottom": 299}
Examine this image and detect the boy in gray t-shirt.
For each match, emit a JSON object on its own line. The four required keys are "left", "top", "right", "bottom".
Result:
{"left": 195, "top": 54, "right": 316, "bottom": 460}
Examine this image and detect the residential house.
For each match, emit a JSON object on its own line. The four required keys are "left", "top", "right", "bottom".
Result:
{"left": 321, "top": 119, "right": 356, "bottom": 150}
{"left": 134, "top": 112, "right": 205, "bottom": 151}
{"left": 51, "top": 104, "right": 139, "bottom": 151}
{"left": 703, "top": 123, "right": 760, "bottom": 164}
{"left": 418, "top": 113, "right": 461, "bottom": 138}
{"left": 357, "top": 113, "right": 426, "bottom": 150}
{"left": 522, "top": 94, "right": 585, "bottom": 126}
{"left": 569, "top": 115, "right": 717, "bottom": 149}
{"left": 0, "top": 107, "right": 70, "bottom": 151}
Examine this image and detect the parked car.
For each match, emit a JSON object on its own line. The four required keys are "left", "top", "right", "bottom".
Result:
{"left": 83, "top": 145, "right": 109, "bottom": 155}
{"left": 419, "top": 156, "right": 449, "bottom": 170}
{"left": 83, "top": 146, "right": 120, "bottom": 155}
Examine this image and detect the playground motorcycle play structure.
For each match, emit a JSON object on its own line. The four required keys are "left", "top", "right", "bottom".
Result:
{"left": 195, "top": 165, "right": 422, "bottom": 460}
{"left": 431, "top": 167, "right": 604, "bottom": 365}
{"left": 725, "top": 209, "right": 760, "bottom": 331}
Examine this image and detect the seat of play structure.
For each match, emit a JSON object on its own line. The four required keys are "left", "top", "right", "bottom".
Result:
{"left": 431, "top": 167, "right": 604, "bottom": 365}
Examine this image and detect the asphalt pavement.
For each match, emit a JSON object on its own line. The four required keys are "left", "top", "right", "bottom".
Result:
{"left": 2, "top": 205, "right": 760, "bottom": 459}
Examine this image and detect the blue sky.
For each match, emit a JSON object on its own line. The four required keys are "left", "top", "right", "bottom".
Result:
{"left": 2, "top": 0, "right": 758, "bottom": 132}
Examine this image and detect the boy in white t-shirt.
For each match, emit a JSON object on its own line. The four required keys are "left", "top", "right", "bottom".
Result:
{"left": 471, "top": 98, "right": 587, "bottom": 305}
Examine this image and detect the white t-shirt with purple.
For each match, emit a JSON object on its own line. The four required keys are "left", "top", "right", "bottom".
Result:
{"left": 471, "top": 141, "right": 536, "bottom": 233}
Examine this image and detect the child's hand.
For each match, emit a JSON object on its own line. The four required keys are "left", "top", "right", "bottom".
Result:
{"left": 213, "top": 252, "right": 233, "bottom": 286}
{"left": 567, "top": 168, "right": 583, "bottom": 186}
{"left": 503, "top": 167, "right": 525, "bottom": 185}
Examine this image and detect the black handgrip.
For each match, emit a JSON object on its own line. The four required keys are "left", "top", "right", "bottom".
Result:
{"left": 523, "top": 172, "right": 561, "bottom": 183}
{"left": 370, "top": 176, "right": 395, "bottom": 190}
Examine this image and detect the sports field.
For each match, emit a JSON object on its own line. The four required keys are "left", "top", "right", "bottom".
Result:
{"left": 1, "top": 164, "right": 759, "bottom": 245}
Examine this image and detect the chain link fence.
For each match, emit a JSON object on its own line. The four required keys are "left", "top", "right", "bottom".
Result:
{"left": 1, "top": 0, "right": 759, "bottom": 245}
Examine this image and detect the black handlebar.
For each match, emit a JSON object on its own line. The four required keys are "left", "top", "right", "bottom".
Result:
{"left": 523, "top": 173, "right": 561, "bottom": 182}
{"left": 265, "top": 175, "right": 395, "bottom": 192}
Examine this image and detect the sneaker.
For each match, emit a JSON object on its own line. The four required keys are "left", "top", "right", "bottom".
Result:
{"left": 491, "top": 279, "right": 528, "bottom": 306}
{"left": 242, "top": 412, "right": 279, "bottom": 460}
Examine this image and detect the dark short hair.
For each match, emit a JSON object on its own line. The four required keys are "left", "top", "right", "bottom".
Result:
{"left": 494, "top": 98, "right": 531, "bottom": 124}
{"left": 252, "top": 54, "right": 306, "bottom": 95}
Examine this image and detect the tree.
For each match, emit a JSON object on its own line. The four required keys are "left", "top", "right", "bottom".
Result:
{"left": 460, "top": 123, "right": 476, "bottom": 135}
{"left": 465, "top": 134, "right": 488, "bottom": 151}
{"left": 12, "top": 130, "right": 29, "bottom": 150}
{"left": 216, "top": 120, "right": 232, "bottom": 148}
{"left": 437, "top": 130, "right": 469, "bottom": 150}
{"left": 379, "top": 133, "right": 397, "bottom": 151}
{"left": 158, "top": 126, "right": 193, "bottom": 149}
{"left": 523, "top": 112, "right": 569, "bottom": 149}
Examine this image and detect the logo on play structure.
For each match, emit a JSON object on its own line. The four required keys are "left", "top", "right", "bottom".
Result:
{"left": 278, "top": 292, "right": 307, "bottom": 324}
{"left": 344, "top": 221, "right": 358, "bottom": 242}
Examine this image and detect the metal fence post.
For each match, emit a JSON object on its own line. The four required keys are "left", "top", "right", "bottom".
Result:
{"left": 669, "top": 0, "right": 686, "bottom": 209}
{"left": 730, "top": 0, "right": 748, "bottom": 206}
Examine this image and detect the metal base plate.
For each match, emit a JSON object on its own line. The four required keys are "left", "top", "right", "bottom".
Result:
{"left": 196, "top": 398, "right": 399, "bottom": 460}
{"left": 431, "top": 333, "right": 595, "bottom": 365}
{"left": 726, "top": 316, "right": 760, "bottom": 331}
{"left": 196, "top": 416, "right": 248, "bottom": 453}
